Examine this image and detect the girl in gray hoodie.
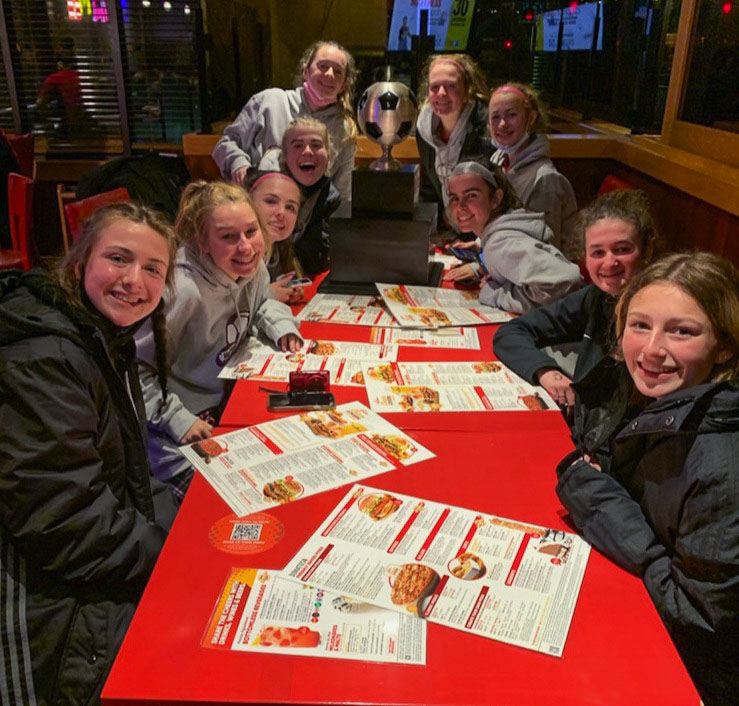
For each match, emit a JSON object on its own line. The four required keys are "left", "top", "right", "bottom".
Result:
{"left": 445, "top": 159, "right": 581, "bottom": 314}
{"left": 136, "top": 181, "right": 302, "bottom": 500}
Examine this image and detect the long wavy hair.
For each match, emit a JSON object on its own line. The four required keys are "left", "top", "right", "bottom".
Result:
{"left": 294, "top": 40, "right": 358, "bottom": 142}
{"left": 615, "top": 252, "right": 739, "bottom": 382}
{"left": 419, "top": 54, "right": 488, "bottom": 109}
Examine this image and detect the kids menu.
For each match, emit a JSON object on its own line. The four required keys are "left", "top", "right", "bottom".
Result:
{"left": 282, "top": 485, "right": 590, "bottom": 656}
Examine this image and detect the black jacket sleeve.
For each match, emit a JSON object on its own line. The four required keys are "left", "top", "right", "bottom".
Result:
{"left": 295, "top": 181, "right": 341, "bottom": 275}
{"left": 493, "top": 285, "right": 594, "bottom": 383}
{"left": 0, "top": 348, "right": 170, "bottom": 592}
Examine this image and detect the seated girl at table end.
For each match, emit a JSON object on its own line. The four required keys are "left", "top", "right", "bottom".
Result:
{"left": 444, "top": 157, "right": 581, "bottom": 314}
{"left": 493, "top": 188, "right": 659, "bottom": 411}
{"left": 136, "top": 180, "right": 302, "bottom": 502}
{"left": 556, "top": 251, "right": 738, "bottom": 706}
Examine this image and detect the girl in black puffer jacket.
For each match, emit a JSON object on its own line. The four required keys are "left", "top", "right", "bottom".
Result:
{"left": 556, "top": 252, "right": 739, "bottom": 706}
{"left": 0, "top": 202, "right": 178, "bottom": 705}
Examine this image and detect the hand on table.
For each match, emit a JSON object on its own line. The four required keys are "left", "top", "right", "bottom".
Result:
{"left": 181, "top": 419, "right": 213, "bottom": 444}
{"left": 446, "top": 239, "right": 480, "bottom": 252}
{"left": 279, "top": 333, "right": 303, "bottom": 352}
{"left": 537, "top": 368, "right": 575, "bottom": 412}
{"left": 444, "top": 263, "right": 476, "bottom": 281}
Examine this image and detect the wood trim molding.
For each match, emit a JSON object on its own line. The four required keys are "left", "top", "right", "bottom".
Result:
{"left": 668, "top": 121, "right": 739, "bottom": 170}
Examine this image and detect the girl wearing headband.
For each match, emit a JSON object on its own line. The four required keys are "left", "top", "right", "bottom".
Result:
{"left": 136, "top": 181, "right": 301, "bottom": 501}
{"left": 489, "top": 82, "right": 577, "bottom": 254}
{"left": 555, "top": 252, "right": 739, "bottom": 705}
{"left": 0, "top": 203, "right": 178, "bottom": 703}
{"left": 257, "top": 117, "right": 341, "bottom": 277}
{"left": 445, "top": 157, "right": 580, "bottom": 313}
{"left": 416, "top": 54, "right": 492, "bottom": 229}
{"left": 213, "top": 41, "right": 357, "bottom": 203}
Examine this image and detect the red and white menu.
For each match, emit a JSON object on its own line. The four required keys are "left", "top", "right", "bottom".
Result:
{"left": 282, "top": 485, "right": 590, "bottom": 656}
{"left": 202, "top": 567, "right": 426, "bottom": 665}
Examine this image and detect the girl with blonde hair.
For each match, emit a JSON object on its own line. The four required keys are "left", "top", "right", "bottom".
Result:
{"left": 136, "top": 180, "right": 301, "bottom": 500}
{"left": 213, "top": 40, "right": 357, "bottom": 203}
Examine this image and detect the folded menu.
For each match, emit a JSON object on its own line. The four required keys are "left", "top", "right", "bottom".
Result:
{"left": 298, "top": 293, "right": 401, "bottom": 327}
{"left": 281, "top": 485, "right": 590, "bottom": 656}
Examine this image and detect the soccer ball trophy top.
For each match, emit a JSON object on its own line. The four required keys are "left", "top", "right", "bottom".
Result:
{"left": 357, "top": 81, "right": 418, "bottom": 171}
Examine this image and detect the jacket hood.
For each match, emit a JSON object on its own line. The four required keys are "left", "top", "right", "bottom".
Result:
{"left": 416, "top": 102, "right": 475, "bottom": 149}
{"left": 493, "top": 134, "right": 550, "bottom": 172}
{"left": 483, "top": 208, "right": 553, "bottom": 244}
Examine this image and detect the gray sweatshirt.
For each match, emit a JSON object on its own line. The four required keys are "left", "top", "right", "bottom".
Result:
{"left": 492, "top": 135, "right": 577, "bottom": 255}
{"left": 136, "top": 245, "right": 301, "bottom": 479}
{"left": 212, "top": 86, "right": 356, "bottom": 202}
{"left": 479, "top": 209, "right": 581, "bottom": 314}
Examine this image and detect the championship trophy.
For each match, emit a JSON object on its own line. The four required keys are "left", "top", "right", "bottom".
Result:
{"left": 319, "top": 72, "right": 441, "bottom": 294}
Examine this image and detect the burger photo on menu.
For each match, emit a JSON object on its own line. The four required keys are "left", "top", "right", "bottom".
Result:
{"left": 308, "top": 341, "right": 337, "bottom": 356}
{"left": 358, "top": 492, "right": 402, "bottom": 521}
{"left": 367, "top": 364, "right": 395, "bottom": 383}
{"left": 387, "top": 564, "right": 440, "bottom": 614}
{"left": 392, "top": 386, "right": 442, "bottom": 412}
{"left": 408, "top": 308, "right": 452, "bottom": 327}
{"left": 473, "top": 361, "right": 502, "bottom": 374}
{"left": 368, "top": 434, "right": 416, "bottom": 462}
{"left": 262, "top": 476, "right": 303, "bottom": 504}
{"left": 300, "top": 409, "right": 368, "bottom": 438}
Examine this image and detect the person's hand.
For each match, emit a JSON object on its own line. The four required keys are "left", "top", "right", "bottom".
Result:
{"left": 446, "top": 239, "right": 480, "bottom": 252}
{"left": 269, "top": 272, "right": 303, "bottom": 304}
{"left": 537, "top": 368, "right": 575, "bottom": 410}
{"left": 569, "top": 453, "right": 602, "bottom": 472}
{"left": 231, "top": 166, "right": 248, "bottom": 185}
{"left": 444, "top": 263, "right": 475, "bottom": 281}
{"left": 181, "top": 418, "right": 213, "bottom": 444}
{"left": 279, "top": 333, "right": 303, "bottom": 352}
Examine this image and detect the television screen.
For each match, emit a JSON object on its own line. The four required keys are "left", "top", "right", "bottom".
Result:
{"left": 536, "top": 1, "right": 604, "bottom": 52}
{"left": 387, "top": 0, "right": 476, "bottom": 52}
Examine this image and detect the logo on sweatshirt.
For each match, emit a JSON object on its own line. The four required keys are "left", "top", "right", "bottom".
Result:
{"left": 217, "top": 311, "right": 251, "bottom": 366}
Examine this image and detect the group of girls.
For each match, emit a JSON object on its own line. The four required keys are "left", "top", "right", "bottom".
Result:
{"left": 0, "top": 38, "right": 736, "bottom": 706}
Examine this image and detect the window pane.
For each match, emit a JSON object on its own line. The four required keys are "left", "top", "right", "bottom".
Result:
{"left": 680, "top": 0, "right": 739, "bottom": 132}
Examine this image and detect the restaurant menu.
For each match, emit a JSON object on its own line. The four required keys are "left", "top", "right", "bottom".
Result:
{"left": 282, "top": 485, "right": 591, "bottom": 656}
{"left": 376, "top": 284, "right": 511, "bottom": 328}
{"left": 179, "top": 402, "right": 434, "bottom": 516}
{"left": 370, "top": 326, "right": 481, "bottom": 350}
{"left": 361, "top": 361, "right": 557, "bottom": 413}
{"left": 203, "top": 566, "right": 426, "bottom": 665}
{"left": 219, "top": 338, "right": 398, "bottom": 387}
{"left": 298, "top": 293, "right": 401, "bottom": 327}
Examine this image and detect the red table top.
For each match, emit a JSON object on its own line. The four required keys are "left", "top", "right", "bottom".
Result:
{"left": 103, "top": 280, "right": 699, "bottom": 705}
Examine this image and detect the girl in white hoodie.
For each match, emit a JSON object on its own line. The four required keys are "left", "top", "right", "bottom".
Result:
{"left": 136, "top": 181, "right": 302, "bottom": 501}
{"left": 444, "top": 159, "right": 580, "bottom": 314}
{"left": 488, "top": 82, "right": 577, "bottom": 255}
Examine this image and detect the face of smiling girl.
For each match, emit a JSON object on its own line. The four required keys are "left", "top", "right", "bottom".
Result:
{"left": 284, "top": 128, "right": 329, "bottom": 187}
{"left": 202, "top": 201, "right": 265, "bottom": 281}
{"left": 488, "top": 92, "right": 535, "bottom": 149}
{"left": 303, "top": 45, "right": 347, "bottom": 104}
{"left": 251, "top": 176, "right": 301, "bottom": 243}
{"left": 585, "top": 218, "right": 642, "bottom": 296}
{"left": 428, "top": 60, "right": 465, "bottom": 121}
{"left": 447, "top": 174, "right": 502, "bottom": 237}
{"left": 622, "top": 282, "right": 729, "bottom": 398}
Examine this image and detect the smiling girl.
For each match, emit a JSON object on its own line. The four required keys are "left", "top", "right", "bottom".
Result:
{"left": 556, "top": 252, "right": 738, "bottom": 705}
{"left": 443, "top": 158, "right": 580, "bottom": 313}
{"left": 415, "top": 54, "right": 492, "bottom": 227}
{"left": 257, "top": 117, "right": 341, "bottom": 276}
{"left": 213, "top": 41, "right": 357, "bottom": 202}
{"left": 0, "top": 202, "right": 178, "bottom": 704}
{"left": 494, "top": 190, "right": 658, "bottom": 410}
{"left": 136, "top": 181, "right": 301, "bottom": 500}
{"left": 488, "top": 82, "right": 577, "bottom": 253}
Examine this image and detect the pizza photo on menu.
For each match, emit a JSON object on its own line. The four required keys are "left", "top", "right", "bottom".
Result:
{"left": 190, "top": 438, "right": 228, "bottom": 464}
{"left": 308, "top": 341, "right": 337, "bottom": 356}
{"left": 383, "top": 286, "right": 411, "bottom": 305}
{"left": 299, "top": 409, "right": 368, "bottom": 438}
{"left": 387, "top": 564, "right": 440, "bottom": 614}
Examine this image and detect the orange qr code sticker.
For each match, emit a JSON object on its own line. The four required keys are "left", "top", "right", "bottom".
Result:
{"left": 208, "top": 512, "right": 284, "bottom": 555}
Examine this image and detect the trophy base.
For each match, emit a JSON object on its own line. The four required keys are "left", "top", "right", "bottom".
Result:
{"left": 351, "top": 164, "right": 420, "bottom": 217}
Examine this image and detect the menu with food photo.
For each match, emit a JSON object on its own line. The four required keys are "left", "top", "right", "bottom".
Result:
{"left": 219, "top": 338, "right": 399, "bottom": 386}
{"left": 179, "top": 402, "right": 435, "bottom": 515}
{"left": 203, "top": 567, "right": 426, "bottom": 664}
{"left": 376, "top": 284, "right": 512, "bottom": 328}
{"left": 297, "top": 293, "right": 401, "bottom": 327}
{"left": 362, "top": 366, "right": 557, "bottom": 413}
{"left": 282, "top": 485, "right": 590, "bottom": 656}
{"left": 369, "top": 326, "right": 481, "bottom": 350}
